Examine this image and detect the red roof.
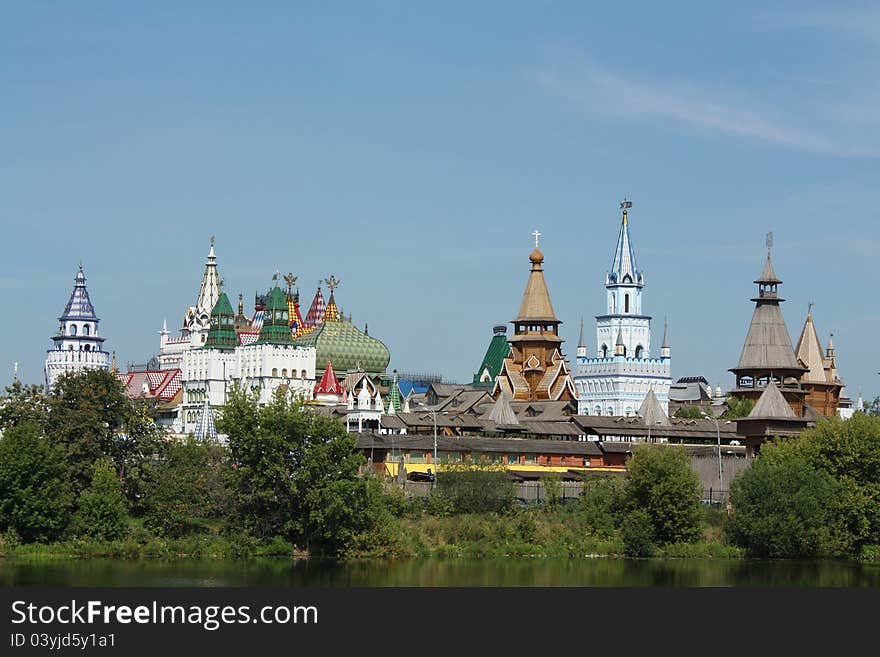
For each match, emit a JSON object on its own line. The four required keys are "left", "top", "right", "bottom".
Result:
{"left": 304, "top": 287, "right": 326, "bottom": 327}
{"left": 314, "top": 360, "right": 344, "bottom": 395}
{"left": 118, "top": 369, "right": 182, "bottom": 402}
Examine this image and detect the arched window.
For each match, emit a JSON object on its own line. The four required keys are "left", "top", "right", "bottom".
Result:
{"left": 601, "top": 344, "right": 608, "bottom": 359}
{"left": 84, "top": 344, "right": 91, "bottom": 352}
{"left": 624, "top": 294, "right": 630, "bottom": 313}
{"left": 282, "top": 369, "right": 288, "bottom": 378}
{"left": 83, "top": 324, "right": 90, "bottom": 336}
{"left": 70, "top": 324, "right": 77, "bottom": 336}
{"left": 272, "top": 368, "right": 278, "bottom": 377}
{"left": 301, "top": 369, "right": 307, "bottom": 378}
{"left": 635, "top": 345, "right": 643, "bottom": 359}
{"left": 611, "top": 293, "right": 616, "bottom": 314}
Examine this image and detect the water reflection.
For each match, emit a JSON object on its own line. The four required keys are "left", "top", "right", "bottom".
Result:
{"left": 1, "top": 557, "right": 878, "bottom": 587}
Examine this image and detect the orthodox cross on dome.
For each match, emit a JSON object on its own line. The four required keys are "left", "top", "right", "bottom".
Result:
{"left": 532, "top": 230, "right": 541, "bottom": 248}
{"left": 324, "top": 275, "right": 340, "bottom": 292}
{"left": 284, "top": 273, "right": 297, "bottom": 294}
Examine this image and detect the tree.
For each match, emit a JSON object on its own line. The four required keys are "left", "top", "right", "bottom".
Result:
{"left": 673, "top": 405, "right": 704, "bottom": 419}
{"left": 72, "top": 458, "right": 129, "bottom": 541}
{"left": 142, "top": 438, "right": 232, "bottom": 537}
{"left": 864, "top": 396, "right": 880, "bottom": 417}
{"left": 622, "top": 444, "right": 702, "bottom": 545}
{"left": 721, "top": 396, "right": 754, "bottom": 419}
{"left": 0, "top": 422, "right": 73, "bottom": 543}
{"left": 776, "top": 414, "right": 880, "bottom": 553}
{"left": 726, "top": 452, "right": 842, "bottom": 558}
{"left": 578, "top": 474, "right": 625, "bottom": 537}
{"left": 0, "top": 381, "right": 47, "bottom": 431}
{"left": 44, "top": 369, "right": 163, "bottom": 499}
{"left": 217, "top": 384, "right": 370, "bottom": 555}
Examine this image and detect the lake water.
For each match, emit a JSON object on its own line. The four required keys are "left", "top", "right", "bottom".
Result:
{"left": 3, "top": 557, "right": 880, "bottom": 587}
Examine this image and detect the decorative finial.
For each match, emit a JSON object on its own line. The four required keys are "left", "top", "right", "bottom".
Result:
{"left": 808, "top": 301, "right": 814, "bottom": 318}
{"left": 620, "top": 198, "right": 632, "bottom": 225}
{"left": 218, "top": 278, "right": 225, "bottom": 291}
{"left": 766, "top": 231, "right": 774, "bottom": 252}
{"left": 283, "top": 273, "right": 297, "bottom": 293}
{"left": 532, "top": 229, "right": 541, "bottom": 249}
{"left": 272, "top": 270, "right": 280, "bottom": 284}
{"left": 324, "top": 275, "right": 340, "bottom": 292}
{"left": 210, "top": 236, "right": 215, "bottom": 247}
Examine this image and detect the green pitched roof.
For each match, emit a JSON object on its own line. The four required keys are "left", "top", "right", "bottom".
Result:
{"left": 292, "top": 319, "right": 390, "bottom": 374}
{"left": 473, "top": 329, "right": 511, "bottom": 386}
{"left": 258, "top": 286, "right": 294, "bottom": 344}
{"left": 205, "top": 292, "right": 238, "bottom": 350}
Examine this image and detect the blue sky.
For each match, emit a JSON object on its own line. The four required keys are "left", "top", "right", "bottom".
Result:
{"left": 3, "top": 2, "right": 879, "bottom": 401}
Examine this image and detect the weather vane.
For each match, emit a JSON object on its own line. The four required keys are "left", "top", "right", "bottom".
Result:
{"left": 620, "top": 198, "right": 632, "bottom": 211}
{"left": 272, "top": 270, "right": 280, "bottom": 284}
{"left": 766, "top": 231, "right": 774, "bottom": 252}
{"left": 324, "top": 275, "right": 340, "bottom": 292}
{"left": 532, "top": 230, "right": 541, "bottom": 248}
{"left": 210, "top": 236, "right": 215, "bottom": 247}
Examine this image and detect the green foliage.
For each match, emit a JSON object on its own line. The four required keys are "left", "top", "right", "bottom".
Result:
{"left": 790, "top": 414, "right": 880, "bottom": 551}
{"left": 142, "top": 438, "right": 232, "bottom": 537}
{"left": 543, "top": 473, "right": 562, "bottom": 509}
{"left": 673, "top": 405, "right": 705, "bottom": 419}
{"left": 578, "top": 475, "right": 625, "bottom": 537}
{"left": 218, "top": 384, "right": 368, "bottom": 555}
{"left": 433, "top": 465, "right": 515, "bottom": 514}
{"left": 72, "top": 458, "right": 129, "bottom": 542}
{"left": 0, "top": 423, "right": 73, "bottom": 543}
{"left": 721, "top": 396, "right": 754, "bottom": 420}
{"left": 44, "top": 369, "right": 163, "bottom": 499}
{"left": 621, "top": 509, "right": 656, "bottom": 557}
{"left": 0, "top": 381, "right": 47, "bottom": 430}
{"left": 623, "top": 444, "right": 702, "bottom": 545}
{"left": 726, "top": 453, "right": 842, "bottom": 558}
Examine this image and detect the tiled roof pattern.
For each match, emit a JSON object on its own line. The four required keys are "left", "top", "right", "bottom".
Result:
{"left": 61, "top": 267, "right": 98, "bottom": 320}
{"left": 293, "top": 319, "right": 390, "bottom": 374}
{"left": 305, "top": 287, "right": 326, "bottom": 327}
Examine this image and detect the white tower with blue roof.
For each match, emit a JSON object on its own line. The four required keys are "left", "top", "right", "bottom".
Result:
{"left": 574, "top": 201, "right": 672, "bottom": 418}
{"left": 44, "top": 265, "right": 112, "bottom": 390}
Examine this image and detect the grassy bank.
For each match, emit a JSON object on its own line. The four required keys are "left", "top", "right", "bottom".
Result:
{"left": 344, "top": 502, "right": 745, "bottom": 560}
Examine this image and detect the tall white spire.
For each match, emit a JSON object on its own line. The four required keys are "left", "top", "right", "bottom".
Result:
{"left": 186, "top": 238, "right": 221, "bottom": 331}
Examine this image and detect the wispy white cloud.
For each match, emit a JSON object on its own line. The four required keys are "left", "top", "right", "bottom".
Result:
{"left": 532, "top": 58, "right": 880, "bottom": 157}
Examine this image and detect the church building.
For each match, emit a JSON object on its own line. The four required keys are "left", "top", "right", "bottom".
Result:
{"left": 492, "top": 232, "right": 577, "bottom": 402}
{"left": 574, "top": 201, "right": 672, "bottom": 416}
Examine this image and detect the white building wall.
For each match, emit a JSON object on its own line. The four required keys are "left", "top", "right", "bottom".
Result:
{"left": 180, "top": 344, "right": 317, "bottom": 435}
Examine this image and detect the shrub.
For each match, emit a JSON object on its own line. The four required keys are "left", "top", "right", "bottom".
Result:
{"left": 433, "top": 466, "right": 515, "bottom": 515}
{"left": 72, "top": 459, "right": 129, "bottom": 542}
{"left": 622, "top": 509, "right": 656, "bottom": 557}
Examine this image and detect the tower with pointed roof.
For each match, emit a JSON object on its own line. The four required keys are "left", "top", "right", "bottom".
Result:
{"left": 473, "top": 325, "right": 511, "bottom": 387}
{"left": 574, "top": 202, "right": 672, "bottom": 416}
{"left": 793, "top": 306, "right": 845, "bottom": 418}
{"left": 45, "top": 265, "right": 112, "bottom": 390}
{"left": 492, "top": 234, "right": 576, "bottom": 402}
{"left": 159, "top": 239, "right": 224, "bottom": 369}
{"left": 729, "top": 239, "right": 807, "bottom": 416}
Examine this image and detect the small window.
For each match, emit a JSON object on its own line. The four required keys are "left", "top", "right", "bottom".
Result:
{"left": 272, "top": 368, "right": 278, "bottom": 377}
{"left": 70, "top": 324, "right": 77, "bottom": 336}
{"left": 83, "top": 324, "right": 90, "bottom": 336}
{"left": 624, "top": 294, "right": 630, "bottom": 313}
